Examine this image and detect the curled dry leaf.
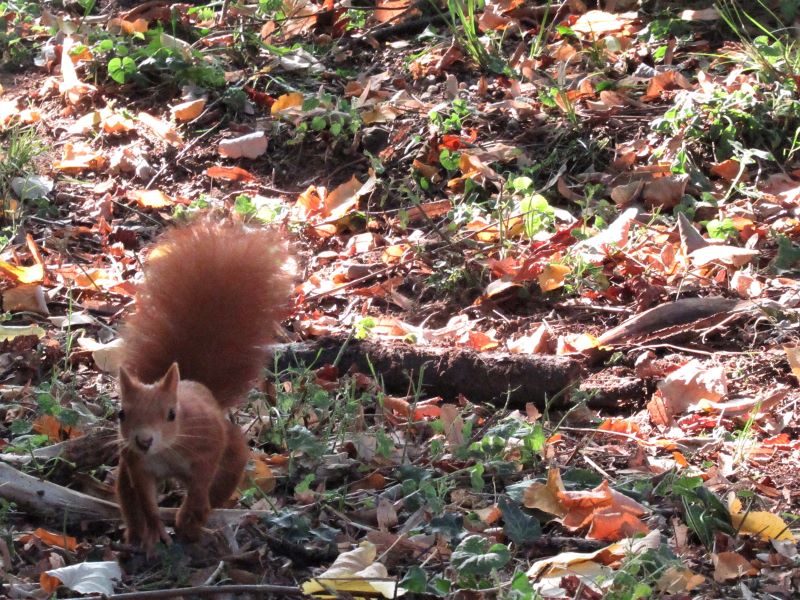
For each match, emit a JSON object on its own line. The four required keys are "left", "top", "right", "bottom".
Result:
{"left": 205, "top": 165, "right": 257, "bottom": 182}
{"left": 2, "top": 284, "right": 48, "bottom": 314}
{"left": 137, "top": 111, "right": 184, "bottom": 147}
{"left": 44, "top": 561, "right": 121, "bottom": 596}
{"left": 170, "top": 98, "right": 206, "bottom": 122}
{"left": 713, "top": 551, "right": 757, "bottom": 582}
{"left": 538, "top": 263, "right": 570, "bottom": 292}
{"left": 0, "top": 261, "right": 44, "bottom": 284}
{"left": 572, "top": 10, "right": 633, "bottom": 39}
{"left": 126, "top": 189, "right": 175, "bottom": 208}
{"left": 218, "top": 131, "right": 268, "bottom": 159}
{"left": 271, "top": 92, "right": 304, "bottom": 114}
{"left": 689, "top": 244, "right": 758, "bottom": 268}
{"left": 53, "top": 142, "right": 107, "bottom": 172}
{"left": 77, "top": 337, "right": 124, "bottom": 373}
{"left": 642, "top": 174, "right": 688, "bottom": 208}
{"left": 523, "top": 468, "right": 649, "bottom": 541}
{"left": 654, "top": 359, "right": 727, "bottom": 420}
{"left": 301, "top": 541, "right": 405, "bottom": 598}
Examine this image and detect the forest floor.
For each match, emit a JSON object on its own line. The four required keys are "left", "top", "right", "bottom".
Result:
{"left": 0, "top": 0, "right": 800, "bottom": 598}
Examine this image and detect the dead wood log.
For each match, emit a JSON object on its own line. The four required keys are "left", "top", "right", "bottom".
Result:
{"left": 272, "top": 335, "right": 583, "bottom": 407}
{"left": 0, "top": 462, "right": 266, "bottom": 529}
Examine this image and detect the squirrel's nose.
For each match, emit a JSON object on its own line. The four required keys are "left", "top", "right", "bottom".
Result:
{"left": 135, "top": 434, "right": 153, "bottom": 452}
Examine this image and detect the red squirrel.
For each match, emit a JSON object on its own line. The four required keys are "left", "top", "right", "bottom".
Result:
{"left": 115, "top": 218, "right": 289, "bottom": 553}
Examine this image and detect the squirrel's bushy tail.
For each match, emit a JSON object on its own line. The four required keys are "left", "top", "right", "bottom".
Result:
{"left": 121, "top": 218, "right": 290, "bottom": 408}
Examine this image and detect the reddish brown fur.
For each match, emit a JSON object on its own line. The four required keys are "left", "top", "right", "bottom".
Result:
{"left": 116, "top": 219, "right": 288, "bottom": 553}
{"left": 121, "top": 219, "right": 289, "bottom": 407}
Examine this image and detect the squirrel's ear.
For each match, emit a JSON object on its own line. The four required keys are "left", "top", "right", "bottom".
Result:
{"left": 159, "top": 362, "right": 180, "bottom": 394}
{"left": 118, "top": 366, "right": 135, "bottom": 396}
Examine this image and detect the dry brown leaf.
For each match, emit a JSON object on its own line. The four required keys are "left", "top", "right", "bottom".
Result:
{"left": 137, "top": 111, "right": 184, "bottom": 147}
{"left": 689, "top": 245, "right": 758, "bottom": 267}
{"left": 713, "top": 551, "right": 757, "bottom": 582}
{"left": 710, "top": 159, "right": 741, "bottom": 181}
{"left": 538, "top": 263, "right": 570, "bottom": 292}
{"left": 3, "top": 284, "right": 48, "bottom": 314}
{"left": 642, "top": 175, "right": 688, "bottom": 208}
{"left": 656, "top": 359, "right": 727, "bottom": 418}
{"left": 53, "top": 142, "right": 107, "bottom": 172}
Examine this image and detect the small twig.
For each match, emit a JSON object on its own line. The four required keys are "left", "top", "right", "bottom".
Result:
{"left": 202, "top": 561, "right": 225, "bottom": 586}
{"left": 107, "top": 583, "right": 304, "bottom": 599}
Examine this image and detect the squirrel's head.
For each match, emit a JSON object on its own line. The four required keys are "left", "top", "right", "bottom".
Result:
{"left": 117, "top": 363, "right": 180, "bottom": 455}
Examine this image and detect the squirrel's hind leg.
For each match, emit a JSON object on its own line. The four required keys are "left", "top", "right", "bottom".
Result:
{"left": 208, "top": 422, "right": 248, "bottom": 508}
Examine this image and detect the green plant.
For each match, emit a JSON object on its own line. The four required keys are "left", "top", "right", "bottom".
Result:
{"left": 718, "top": 0, "right": 800, "bottom": 84}
{"left": 278, "top": 93, "right": 362, "bottom": 148}
{"left": 429, "top": 98, "right": 473, "bottom": 134}
{"left": 705, "top": 217, "right": 738, "bottom": 240}
{"left": 445, "top": 0, "right": 492, "bottom": 72}
{"left": 0, "top": 124, "right": 45, "bottom": 215}
{"left": 0, "top": 1, "right": 43, "bottom": 69}
{"left": 654, "top": 472, "right": 734, "bottom": 548}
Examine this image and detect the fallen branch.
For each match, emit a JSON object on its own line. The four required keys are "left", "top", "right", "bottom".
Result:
{"left": 273, "top": 335, "right": 583, "bottom": 407}
{"left": 0, "top": 462, "right": 267, "bottom": 528}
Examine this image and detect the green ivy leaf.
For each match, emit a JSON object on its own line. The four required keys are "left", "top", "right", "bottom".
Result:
{"left": 499, "top": 498, "right": 541, "bottom": 546}
{"left": 451, "top": 535, "right": 510, "bottom": 576}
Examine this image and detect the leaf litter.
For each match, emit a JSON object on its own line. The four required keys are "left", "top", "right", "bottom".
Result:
{"left": 0, "top": 0, "right": 799, "bottom": 598}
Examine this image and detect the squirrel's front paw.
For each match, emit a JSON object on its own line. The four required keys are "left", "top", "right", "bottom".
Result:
{"left": 139, "top": 521, "right": 171, "bottom": 557}
{"left": 176, "top": 506, "right": 207, "bottom": 542}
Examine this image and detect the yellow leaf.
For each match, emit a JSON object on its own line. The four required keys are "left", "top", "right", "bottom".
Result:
{"left": 301, "top": 541, "right": 404, "bottom": 598}
{"left": 0, "top": 261, "right": 44, "bottom": 284}
{"left": 731, "top": 510, "right": 796, "bottom": 542}
{"left": 538, "top": 263, "right": 570, "bottom": 292}
{"left": 126, "top": 189, "right": 174, "bottom": 209}
{"left": 271, "top": 92, "right": 304, "bottom": 115}
{"left": 244, "top": 452, "right": 276, "bottom": 494}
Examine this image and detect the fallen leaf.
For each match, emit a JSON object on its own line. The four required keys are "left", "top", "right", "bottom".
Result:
{"left": 729, "top": 497, "right": 796, "bottom": 542}
{"left": 301, "top": 541, "right": 404, "bottom": 598}
{"left": 206, "top": 165, "right": 257, "bottom": 181}
{"left": 137, "top": 111, "right": 184, "bottom": 147}
{"left": 45, "top": 561, "right": 121, "bottom": 596}
{"left": 170, "top": 98, "right": 206, "bottom": 122}
{"left": 689, "top": 245, "right": 758, "bottom": 267}
{"left": 219, "top": 131, "right": 269, "bottom": 159}
{"left": 713, "top": 551, "right": 757, "bottom": 582}
{"left": 538, "top": 263, "right": 570, "bottom": 292}
{"left": 271, "top": 92, "right": 304, "bottom": 114}
{"left": 126, "top": 189, "right": 175, "bottom": 208}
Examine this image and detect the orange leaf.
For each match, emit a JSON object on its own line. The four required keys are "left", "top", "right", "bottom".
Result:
{"left": 27, "top": 527, "right": 78, "bottom": 551}
{"left": 170, "top": 98, "right": 206, "bottom": 122}
{"left": 205, "top": 165, "right": 257, "bottom": 182}
{"left": 40, "top": 572, "right": 62, "bottom": 593}
{"left": 349, "top": 472, "right": 386, "bottom": 492}
{"left": 271, "top": 92, "right": 304, "bottom": 114}
{"left": 33, "top": 414, "right": 82, "bottom": 441}
{"left": 244, "top": 452, "right": 276, "bottom": 494}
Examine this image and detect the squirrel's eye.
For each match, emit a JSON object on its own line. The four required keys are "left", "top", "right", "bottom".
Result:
{"left": 118, "top": 409, "right": 126, "bottom": 422}
{"left": 167, "top": 408, "right": 176, "bottom": 421}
